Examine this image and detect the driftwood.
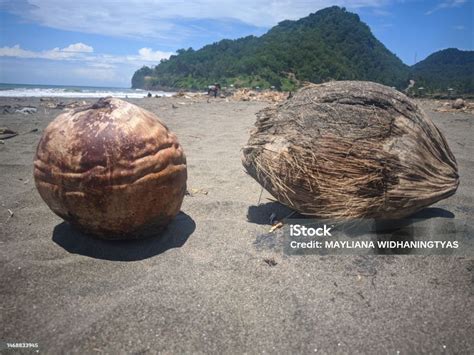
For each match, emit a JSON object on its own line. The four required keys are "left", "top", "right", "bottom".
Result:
{"left": 242, "top": 81, "right": 459, "bottom": 219}
{"left": 232, "top": 89, "right": 287, "bottom": 103}
{"left": 0, "top": 128, "right": 38, "bottom": 140}
{"left": 0, "top": 128, "right": 18, "bottom": 140}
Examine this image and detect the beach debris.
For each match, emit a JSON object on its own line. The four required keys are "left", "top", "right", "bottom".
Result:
{"left": 242, "top": 81, "right": 459, "bottom": 219}
{"left": 4, "top": 208, "right": 14, "bottom": 224}
{"left": 0, "top": 105, "right": 16, "bottom": 114}
{"left": 0, "top": 128, "right": 38, "bottom": 140}
{"left": 0, "top": 128, "right": 17, "bottom": 135}
{"left": 15, "top": 107, "right": 37, "bottom": 114}
{"left": 19, "top": 178, "right": 30, "bottom": 184}
{"left": 263, "top": 257, "right": 278, "bottom": 267}
{"left": 0, "top": 132, "right": 19, "bottom": 140}
{"left": 1, "top": 105, "right": 37, "bottom": 114}
{"left": 452, "top": 98, "right": 465, "bottom": 109}
{"left": 434, "top": 99, "right": 474, "bottom": 114}
{"left": 173, "top": 91, "right": 186, "bottom": 97}
{"left": 185, "top": 188, "right": 208, "bottom": 197}
{"left": 269, "top": 222, "right": 283, "bottom": 233}
{"left": 40, "top": 98, "right": 62, "bottom": 109}
{"left": 39, "top": 99, "right": 87, "bottom": 110}
{"left": 63, "top": 101, "right": 87, "bottom": 109}
{"left": 232, "top": 89, "right": 287, "bottom": 103}
{"left": 34, "top": 97, "right": 187, "bottom": 239}
{"left": 0, "top": 128, "right": 18, "bottom": 140}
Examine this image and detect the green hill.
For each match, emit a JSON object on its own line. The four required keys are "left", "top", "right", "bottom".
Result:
{"left": 131, "top": 6, "right": 410, "bottom": 91}
{"left": 410, "top": 48, "right": 474, "bottom": 95}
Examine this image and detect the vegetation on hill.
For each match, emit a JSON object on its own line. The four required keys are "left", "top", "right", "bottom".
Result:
{"left": 410, "top": 48, "right": 474, "bottom": 95}
{"left": 131, "top": 7, "right": 473, "bottom": 94}
{"left": 132, "top": 6, "right": 410, "bottom": 91}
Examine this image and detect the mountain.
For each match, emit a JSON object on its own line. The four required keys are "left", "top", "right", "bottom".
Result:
{"left": 410, "top": 48, "right": 474, "bottom": 94}
{"left": 132, "top": 6, "right": 410, "bottom": 91}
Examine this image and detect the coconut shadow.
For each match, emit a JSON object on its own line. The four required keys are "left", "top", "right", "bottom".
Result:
{"left": 249, "top": 203, "right": 457, "bottom": 255}
{"left": 52, "top": 211, "right": 195, "bottom": 261}
{"left": 247, "top": 202, "right": 454, "bottom": 226}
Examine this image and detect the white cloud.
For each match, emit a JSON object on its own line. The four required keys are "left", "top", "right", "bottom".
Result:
{"left": 2, "top": 0, "right": 392, "bottom": 39}
{"left": 425, "top": 0, "right": 467, "bottom": 15}
{"left": 62, "top": 42, "right": 94, "bottom": 53}
{"left": 0, "top": 43, "right": 93, "bottom": 59}
{"left": 137, "top": 48, "right": 172, "bottom": 61}
{"left": 0, "top": 43, "right": 172, "bottom": 65}
{"left": 0, "top": 44, "right": 32, "bottom": 58}
{"left": 453, "top": 25, "right": 465, "bottom": 30}
{"left": 0, "top": 42, "right": 174, "bottom": 87}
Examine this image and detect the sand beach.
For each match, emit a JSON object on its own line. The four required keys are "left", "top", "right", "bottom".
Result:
{"left": 1, "top": 95, "right": 473, "bottom": 353}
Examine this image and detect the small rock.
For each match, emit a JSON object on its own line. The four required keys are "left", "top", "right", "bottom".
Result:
{"left": 263, "top": 257, "right": 278, "bottom": 266}
{"left": 452, "top": 98, "right": 465, "bottom": 109}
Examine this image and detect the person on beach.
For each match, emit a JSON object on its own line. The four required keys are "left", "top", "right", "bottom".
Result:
{"left": 208, "top": 83, "right": 221, "bottom": 98}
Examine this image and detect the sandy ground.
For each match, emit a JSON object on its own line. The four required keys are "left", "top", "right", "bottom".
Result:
{"left": 1, "top": 96, "right": 473, "bottom": 354}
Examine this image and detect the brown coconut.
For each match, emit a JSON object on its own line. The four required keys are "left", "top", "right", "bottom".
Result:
{"left": 34, "top": 97, "right": 187, "bottom": 238}
{"left": 242, "top": 81, "right": 459, "bottom": 219}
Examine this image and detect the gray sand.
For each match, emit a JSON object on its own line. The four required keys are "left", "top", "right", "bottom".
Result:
{"left": 1, "top": 96, "right": 473, "bottom": 353}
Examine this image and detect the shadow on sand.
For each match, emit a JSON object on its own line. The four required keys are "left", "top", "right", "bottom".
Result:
{"left": 247, "top": 202, "right": 455, "bottom": 226}
{"left": 52, "top": 212, "right": 195, "bottom": 261}
{"left": 247, "top": 201, "right": 305, "bottom": 225}
{"left": 248, "top": 202, "right": 457, "bottom": 254}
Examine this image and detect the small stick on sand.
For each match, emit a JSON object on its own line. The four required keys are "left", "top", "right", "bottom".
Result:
{"left": 5, "top": 208, "right": 14, "bottom": 224}
{"left": 257, "top": 186, "right": 264, "bottom": 205}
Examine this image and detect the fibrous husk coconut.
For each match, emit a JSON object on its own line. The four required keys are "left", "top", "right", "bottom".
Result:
{"left": 242, "top": 81, "right": 459, "bottom": 219}
{"left": 34, "top": 97, "right": 187, "bottom": 238}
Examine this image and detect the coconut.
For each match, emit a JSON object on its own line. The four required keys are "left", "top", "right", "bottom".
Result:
{"left": 242, "top": 81, "right": 459, "bottom": 219}
{"left": 34, "top": 97, "right": 187, "bottom": 239}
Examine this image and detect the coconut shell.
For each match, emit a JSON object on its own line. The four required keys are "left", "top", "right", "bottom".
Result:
{"left": 242, "top": 81, "right": 459, "bottom": 219}
{"left": 34, "top": 97, "right": 187, "bottom": 238}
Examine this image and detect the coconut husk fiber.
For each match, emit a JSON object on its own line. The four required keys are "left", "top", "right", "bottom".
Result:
{"left": 242, "top": 81, "right": 459, "bottom": 219}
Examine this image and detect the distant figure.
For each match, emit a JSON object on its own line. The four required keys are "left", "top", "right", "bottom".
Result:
{"left": 207, "top": 83, "right": 221, "bottom": 98}
{"left": 147, "top": 92, "right": 152, "bottom": 98}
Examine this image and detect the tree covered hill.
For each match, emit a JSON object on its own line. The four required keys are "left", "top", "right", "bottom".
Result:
{"left": 411, "top": 48, "right": 474, "bottom": 94}
{"left": 132, "top": 6, "right": 410, "bottom": 91}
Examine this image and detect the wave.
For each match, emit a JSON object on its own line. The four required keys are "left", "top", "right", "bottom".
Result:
{"left": 0, "top": 86, "right": 175, "bottom": 98}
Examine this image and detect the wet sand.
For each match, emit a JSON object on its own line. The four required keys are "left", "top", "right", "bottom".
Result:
{"left": 1, "top": 96, "right": 473, "bottom": 353}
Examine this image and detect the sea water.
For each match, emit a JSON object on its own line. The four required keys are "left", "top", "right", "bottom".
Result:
{"left": 0, "top": 83, "right": 175, "bottom": 98}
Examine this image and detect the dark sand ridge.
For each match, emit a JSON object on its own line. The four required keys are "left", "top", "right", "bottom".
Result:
{"left": 1, "top": 96, "right": 473, "bottom": 353}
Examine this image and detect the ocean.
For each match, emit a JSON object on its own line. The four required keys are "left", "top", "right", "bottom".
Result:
{"left": 0, "top": 83, "right": 175, "bottom": 99}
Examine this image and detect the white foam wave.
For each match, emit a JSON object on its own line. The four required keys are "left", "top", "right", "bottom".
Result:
{"left": 0, "top": 87, "right": 175, "bottom": 98}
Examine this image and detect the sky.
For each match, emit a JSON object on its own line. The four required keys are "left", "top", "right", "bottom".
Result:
{"left": 0, "top": 0, "right": 472, "bottom": 88}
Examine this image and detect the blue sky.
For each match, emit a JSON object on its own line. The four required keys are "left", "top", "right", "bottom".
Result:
{"left": 0, "top": 0, "right": 472, "bottom": 88}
